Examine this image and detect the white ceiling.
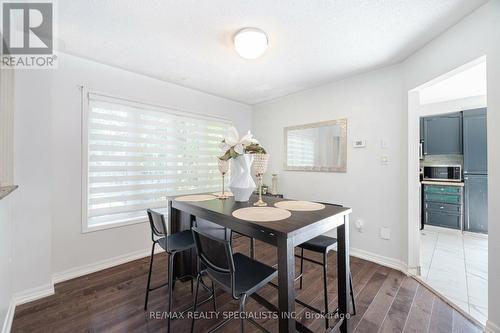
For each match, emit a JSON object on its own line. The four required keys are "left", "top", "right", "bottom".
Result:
{"left": 58, "top": 0, "right": 487, "bottom": 105}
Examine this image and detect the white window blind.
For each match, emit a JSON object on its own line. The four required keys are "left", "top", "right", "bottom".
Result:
{"left": 83, "top": 92, "right": 230, "bottom": 230}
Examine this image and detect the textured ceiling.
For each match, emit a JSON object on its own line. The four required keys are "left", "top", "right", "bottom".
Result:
{"left": 57, "top": 0, "right": 487, "bottom": 105}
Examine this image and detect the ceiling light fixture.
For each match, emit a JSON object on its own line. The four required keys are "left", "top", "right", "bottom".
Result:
{"left": 234, "top": 28, "right": 269, "bottom": 60}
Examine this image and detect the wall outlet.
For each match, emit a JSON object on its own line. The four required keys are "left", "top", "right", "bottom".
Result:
{"left": 381, "top": 155, "right": 389, "bottom": 165}
{"left": 381, "top": 139, "right": 389, "bottom": 149}
{"left": 355, "top": 219, "right": 364, "bottom": 232}
{"left": 380, "top": 227, "right": 391, "bottom": 240}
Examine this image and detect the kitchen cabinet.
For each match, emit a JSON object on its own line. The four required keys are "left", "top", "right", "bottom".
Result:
{"left": 463, "top": 108, "right": 488, "bottom": 234}
{"left": 420, "top": 118, "right": 424, "bottom": 142}
{"left": 423, "top": 184, "right": 462, "bottom": 230}
{"left": 463, "top": 108, "right": 487, "bottom": 174}
{"left": 422, "top": 112, "right": 462, "bottom": 155}
{"left": 464, "top": 174, "right": 488, "bottom": 233}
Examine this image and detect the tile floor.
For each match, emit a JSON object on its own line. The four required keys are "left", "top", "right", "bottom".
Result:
{"left": 420, "top": 227, "right": 488, "bottom": 325}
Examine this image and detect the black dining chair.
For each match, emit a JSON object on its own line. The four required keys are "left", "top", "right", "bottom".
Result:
{"left": 190, "top": 226, "right": 277, "bottom": 333}
{"left": 144, "top": 209, "right": 196, "bottom": 332}
{"left": 297, "top": 231, "right": 356, "bottom": 329}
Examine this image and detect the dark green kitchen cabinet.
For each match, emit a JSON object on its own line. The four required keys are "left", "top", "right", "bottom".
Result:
{"left": 423, "top": 184, "right": 462, "bottom": 230}
{"left": 422, "top": 112, "right": 463, "bottom": 155}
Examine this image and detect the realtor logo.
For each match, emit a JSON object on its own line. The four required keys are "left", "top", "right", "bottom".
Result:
{"left": 1, "top": 1, "right": 57, "bottom": 68}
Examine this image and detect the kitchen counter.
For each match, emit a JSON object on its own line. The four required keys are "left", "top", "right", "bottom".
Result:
{"left": 0, "top": 185, "right": 18, "bottom": 200}
{"left": 421, "top": 180, "right": 464, "bottom": 187}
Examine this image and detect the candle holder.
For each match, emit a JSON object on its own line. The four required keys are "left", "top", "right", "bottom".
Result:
{"left": 217, "top": 158, "right": 229, "bottom": 199}
{"left": 252, "top": 154, "right": 269, "bottom": 206}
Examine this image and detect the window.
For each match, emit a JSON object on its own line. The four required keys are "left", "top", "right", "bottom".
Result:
{"left": 82, "top": 91, "right": 230, "bottom": 232}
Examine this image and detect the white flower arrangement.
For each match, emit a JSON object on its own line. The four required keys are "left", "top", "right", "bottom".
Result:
{"left": 219, "top": 127, "right": 267, "bottom": 161}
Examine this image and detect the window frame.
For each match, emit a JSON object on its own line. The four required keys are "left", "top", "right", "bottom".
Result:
{"left": 80, "top": 87, "right": 231, "bottom": 233}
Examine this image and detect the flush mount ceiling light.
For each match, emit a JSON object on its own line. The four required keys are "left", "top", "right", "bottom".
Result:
{"left": 234, "top": 28, "right": 269, "bottom": 60}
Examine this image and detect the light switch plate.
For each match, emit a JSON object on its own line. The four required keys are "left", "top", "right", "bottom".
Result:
{"left": 353, "top": 139, "right": 366, "bottom": 148}
{"left": 381, "top": 155, "right": 389, "bottom": 165}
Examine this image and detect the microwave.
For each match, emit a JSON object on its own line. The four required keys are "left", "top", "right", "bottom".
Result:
{"left": 423, "top": 165, "right": 462, "bottom": 182}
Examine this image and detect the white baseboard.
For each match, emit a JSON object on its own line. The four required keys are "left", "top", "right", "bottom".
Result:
{"left": 486, "top": 320, "right": 500, "bottom": 333}
{"left": 1, "top": 245, "right": 162, "bottom": 333}
{"left": 13, "top": 283, "right": 55, "bottom": 306}
{"left": 52, "top": 246, "right": 163, "bottom": 284}
{"left": 350, "top": 247, "right": 407, "bottom": 274}
{"left": 1, "top": 300, "right": 16, "bottom": 333}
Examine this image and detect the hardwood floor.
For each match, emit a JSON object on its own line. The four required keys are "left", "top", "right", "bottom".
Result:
{"left": 12, "top": 237, "right": 482, "bottom": 333}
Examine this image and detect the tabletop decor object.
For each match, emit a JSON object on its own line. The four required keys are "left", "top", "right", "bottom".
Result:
{"left": 274, "top": 200, "right": 326, "bottom": 211}
{"left": 175, "top": 194, "right": 217, "bottom": 202}
{"left": 232, "top": 206, "right": 291, "bottom": 222}
{"left": 252, "top": 153, "right": 269, "bottom": 206}
{"left": 219, "top": 126, "right": 267, "bottom": 202}
{"left": 216, "top": 158, "right": 230, "bottom": 199}
{"left": 271, "top": 173, "right": 279, "bottom": 195}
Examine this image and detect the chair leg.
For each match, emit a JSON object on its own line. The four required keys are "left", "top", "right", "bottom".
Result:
{"left": 240, "top": 294, "right": 248, "bottom": 333}
{"left": 191, "top": 273, "right": 201, "bottom": 333}
{"left": 144, "top": 242, "right": 156, "bottom": 311}
{"left": 299, "top": 247, "right": 304, "bottom": 290}
{"left": 211, "top": 280, "right": 217, "bottom": 312}
{"left": 167, "top": 251, "right": 175, "bottom": 333}
{"left": 350, "top": 272, "right": 356, "bottom": 316}
{"left": 323, "top": 252, "right": 329, "bottom": 330}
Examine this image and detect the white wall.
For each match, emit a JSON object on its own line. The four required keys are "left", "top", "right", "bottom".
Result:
{"left": 253, "top": 65, "right": 406, "bottom": 266}
{"left": 12, "top": 69, "right": 54, "bottom": 297}
{"left": 13, "top": 53, "right": 252, "bottom": 290}
{"left": 402, "top": 1, "right": 500, "bottom": 330}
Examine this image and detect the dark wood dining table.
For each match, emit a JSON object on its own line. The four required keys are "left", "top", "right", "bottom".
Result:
{"left": 168, "top": 194, "right": 352, "bottom": 333}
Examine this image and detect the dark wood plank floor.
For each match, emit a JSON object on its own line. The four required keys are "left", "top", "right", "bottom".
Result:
{"left": 12, "top": 237, "right": 482, "bottom": 333}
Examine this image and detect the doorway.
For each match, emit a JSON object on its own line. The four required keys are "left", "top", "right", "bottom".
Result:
{"left": 407, "top": 57, "right": 488, "bottom": 325}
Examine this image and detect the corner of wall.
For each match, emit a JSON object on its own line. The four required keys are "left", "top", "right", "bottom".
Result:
{"left": 1, "top": 300, "right": 16, "bottom": 333}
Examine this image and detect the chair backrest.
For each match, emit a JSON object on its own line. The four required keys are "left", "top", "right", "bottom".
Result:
{"left": 191, "top": 226, "right": 235, "bottom": 275}
{"left": 147, "top": 209, "right": 168, "bottom": 238}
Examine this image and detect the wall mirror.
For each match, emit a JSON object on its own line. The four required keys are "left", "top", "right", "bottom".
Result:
{"left": 284, "top": 119, "right": 347, "bottom": 172}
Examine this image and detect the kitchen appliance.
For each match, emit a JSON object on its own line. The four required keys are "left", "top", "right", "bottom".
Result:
{"left": 423, "top": 165, "right": 462, "bottom": 182}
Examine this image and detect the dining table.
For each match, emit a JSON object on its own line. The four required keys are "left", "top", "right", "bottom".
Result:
{"left": 168, "top": 193, "right": 352, "bottom": 333}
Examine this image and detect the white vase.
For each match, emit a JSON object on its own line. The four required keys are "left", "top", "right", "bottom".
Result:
{"left": 229, "top": 154, "right": 256, "bottom": 202}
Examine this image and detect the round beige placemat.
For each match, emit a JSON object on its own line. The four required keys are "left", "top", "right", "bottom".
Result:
{"left": 274, "top": 200, "right": 325, "bottom": 211}
{"left": 232, "top": 207, "right": 291, "bottom": 222}
{"left": 175, "top": 194, "right": 217, "bottom": 202}
{"left": 212, "top": 191, "right": 234, "bottom": 197}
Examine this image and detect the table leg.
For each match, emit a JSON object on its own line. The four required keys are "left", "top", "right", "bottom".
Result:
{"left": 337, "top": 214, "right": 350, "bottom": 333}
{"left": 277, "top": 236, "right": 295, "bottom": 333}
{"left": 168, "top": 202, "right": 196, "bottom": 279}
